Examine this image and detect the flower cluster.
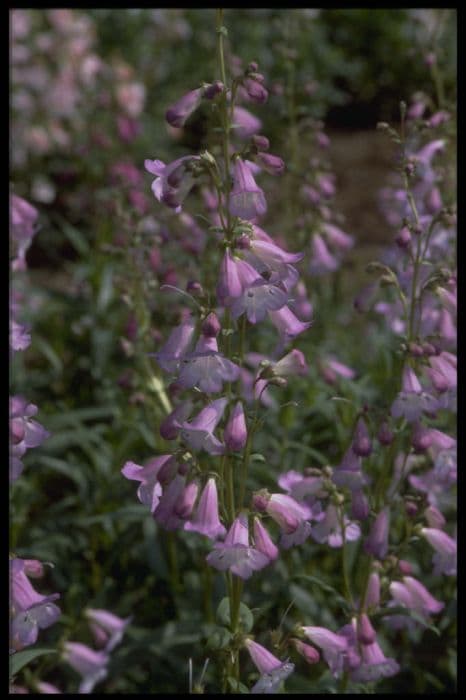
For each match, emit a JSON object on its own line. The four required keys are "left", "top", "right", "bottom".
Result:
{"left": 59, "top": 609, "right": 131, "bottom": 694}
{"left": 122, "top": 16, "right": 316, "bottom": 691}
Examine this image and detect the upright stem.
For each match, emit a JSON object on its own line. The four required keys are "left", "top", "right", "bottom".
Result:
{"left": 338, "top": 505, "right": 353, "bottom": 607}
{"left": 215, "top": 10, "right": 243, "bottom": 690}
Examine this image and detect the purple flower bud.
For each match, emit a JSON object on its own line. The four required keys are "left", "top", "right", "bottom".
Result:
{"left": 398, "top": 559, "right": 413, "bottom": 575}
{"left": 364, "top": 507, "right": 390, "bottom": 559}
{"left": 174, "top": 481, "right": 199, "bottom": 519}
{"left": 203, "top": 80, "right": 224, "bottom": 100}
{"left": 351, "top": 489, "right": 370, "bottom": 521}
{"left": 229, "top": 158, "right": 267, "bottom": 220}
{"left": 186, "top": 280, "right": 204, "bottom": 296}
{"left": 292, "top": 639, "right": 320, "bottom": 664}
{"left": 36, "top": 682, "right": 61, "bottom": 694}
{"left": 165, "top": 87, "right": 204, "bottom": 128}
{"left": 252, "top": 491, "right": 269, "bottom": 513}
{"left": 323, "top": 223, "right": 354, "bottom": 252}
{"left": 232, "top": 106, "right": 262, "bottom": 139}
{"left": 243, "top": 76, "right": 268, "bottom": 103}
{"left": 10, "top": 418, "right": 25, "bottom": 444}
{"left": 357, "top": 614, "right": 376, "bottom": 645}
{"left": 253, "top": 517, "right": 279, "bottom": 561}
{"left": 405, "top": 500, "right": 418, "bottom": 517}
{"left": 217, "top": 249, "right": 243, "bottom": 304}
{"left": 317, "top": 173, "right": 336, "bottom": 198}
{"left": 252, "top": 134, "right": 270, "bottom": 151}
{"left": 201, "top": 312, "right": 221, "bottom": 338}
{"left": 365, "top": 572, "right": 380, "bottom": 608}
{"left": 428, "top": 110, "right": 450, "bottom": 127}
{"left": 255, "top": 152, "right": 285, "bottom": 176}
{"left": 424, "top": 505, "right": 446, "bottom": 529}
{"left": 22, "top": 559, "right": 44, "bottom": 579}
{"left": 184, "top": 477, "right": 226, "bottom": 540}
{"left": 352, "top": 418, "right": 372, "bottom": 457}
{"left": 377, "top": 421, "right": 394, "bottom": 446}
{"left": 425, "top": 186, "right": 442, "bottom": 214}
{"left": 395, "top": 226, "right": 412, "bottom": 249}
{"left": 411, "top": 422, "right": 433, "bottom": 453}
{"left": 157, "top": 455, "right": 181, "bottom": 486}
{"left": 224, "top": 401, "right": 247, "bottom": 451}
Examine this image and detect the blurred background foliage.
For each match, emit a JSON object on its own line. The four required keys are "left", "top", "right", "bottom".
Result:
{"left": 10, "top": 8, "right": 456, "bottom": 693}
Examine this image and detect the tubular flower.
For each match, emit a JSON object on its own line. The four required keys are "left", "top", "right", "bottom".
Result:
{"left": 121, "top": 456, "right": 173, "bottom": 512}
{"left": 85, "top": 608, "right": 132, "bottom": 652}
{"left": 62, "top": 642, "right": 109, "bottom": 694}
{"left": 229, "top": 158, "right": 267, "bottom": 220}
{"left": 179, "top": 398, "right": 227, "bottom": 455}
{"left": 224, "top": 401, "right": 248, "bottom": 452}
{"left": 364, "top": 507, "right": 390, "bottom": 559}
{"left": 145, "top": 155, "right": 200, "bottom": 212}
{"left": 253, "top": 491, "right": 312, "bottom": 548}
{"left": 421, "top": 527, "right": 457, "bottom": 575}
{"left": 184, "top": 477, "right": 226, "bottom": 540}
{"left": 300, "top": 626, "right": 348, "bottom": 678}
{"left": 10, "top": 558, "right": 60, "bottom": 651}
{"left": 177, "top": 335, "right": 240, "bottom": 394}
{"left": 206, "top": 514, "right": 269, "bottom": 579}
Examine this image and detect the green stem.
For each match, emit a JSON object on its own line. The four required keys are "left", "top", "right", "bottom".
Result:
{"left": 338, "top": 506, "right": 353, "bottom": 607}
{"left": 167, "top": 531, "right": 181, "bottom": 594}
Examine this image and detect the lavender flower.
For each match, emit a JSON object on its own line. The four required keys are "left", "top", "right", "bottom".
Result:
{"left": 206, "top": 514, "right": 269, "bottom": 579}
{"left": 224, "top": 401, "right": 247, "bottom": 451}
{"left": 229, "top": 158, "right": 267, "bottom": 220}
{"left": 62, "top": 642, "right": 109, "bottom": 694}
{"left": 179, "top": 398, "right": 227, "bottom": 455}
{"left": 177, "top": 335, "right": 240, "bottom": 394}
{"left": 145, "top": 155, "right": 200, "bottom": 212}
{"left": 184, "top": 477, "right": 226, "bottom": 540}
{"left": 10, "top": 559, "right": 60, "bottom": 651}
{"left": 85, "top": 608, "right": 132, "bottom": 652}
{"left": 364, "top": 507, "right": 390, "bottom": 559}
{"left": 421, "top": 527, "right": 457, "bottom": 575}
{"left": 300, "top": 626, "right": 348, "bottom": 677}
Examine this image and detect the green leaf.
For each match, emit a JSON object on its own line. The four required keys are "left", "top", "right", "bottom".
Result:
{"left": 216, "top": 597, "right": 254, "bottom": 633}
{"left": 293, "top": 575, "right": 351, "bottom": 613}
{"left": 55, "top": 216, "right": 90, "bottom": 256}
{"left": 205, "top": 626, "right": 232, "bottom": 651}
{"left": 227, "top": 677, "right": 249, "bottom": 693}
{"left": 10, "top": 648, "right": 57, "bottom": 679}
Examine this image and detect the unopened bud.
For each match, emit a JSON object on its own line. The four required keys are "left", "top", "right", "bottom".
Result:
{"left": 405, "top": 500, "right": 418, "bottom": 517}
{"left": 201, "top": 312, "right": 221, "bottom": 337}
{"left": 252, "top": 134, "right": 270, "bottom": 151}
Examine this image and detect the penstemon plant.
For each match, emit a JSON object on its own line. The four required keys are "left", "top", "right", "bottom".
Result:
{"left": 122, "top": 8, "right": 317, "bottom": 693}
{"left": 123, "top": 10, "right": 456, "bottom": 694}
